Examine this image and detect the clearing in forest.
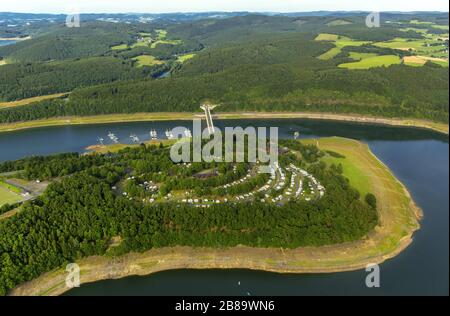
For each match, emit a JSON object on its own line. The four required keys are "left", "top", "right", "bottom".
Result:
{"left": 339, "top": 55, "right": 401, "bottom": 69}
{"left": 315, "top": 33, "right": 370, "bottom": 60}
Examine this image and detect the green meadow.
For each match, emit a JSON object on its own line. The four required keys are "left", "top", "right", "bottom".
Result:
{"left": 373, "top": 37, "right": 448, "bottom": 58}
{"left": 339, "top": 55, "right": 401, "bottom": 69}
{"left": 177, "top": 53, "right": 196, "bottom": 63}
{"left": 0, "top": 180, "right": 21, "bottom": 206}
{"left": 132, "top": 55, "right": 164, "bottom": 67}
{"left": 111, "top": 43, "right": 129, "bottom": 51}
{"left": 348, "top": 52, "right": 378, "bottom": 60}
{"left": 151, "top": 39, "right": 182, "bottom": 48}
{"left": 315, "top": 33, "right": 370, "bottom": 60}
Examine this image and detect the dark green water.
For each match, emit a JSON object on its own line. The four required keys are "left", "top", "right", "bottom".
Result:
{"left": 0, "top": 119, "right": 448, "bottom": 295}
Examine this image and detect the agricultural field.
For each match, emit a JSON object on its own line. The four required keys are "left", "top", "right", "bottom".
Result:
{"left": 132, "top": 55, "right": 164, "bottom": 67}
{"left": 147, "top": 29, "right": 182, "bottom": 48}
{"left": 131, "top": 40, "right": 151, "bottom": 48}
{"left": 382, "top": 19, "right": 449, "bottom": 62}
{"left": 326, "top": 19, "right": 352, "bottom": 26}
{"left": 316, "top": 19, "right": 448, "bottom": 68}
{"left": 155, "top": 29, "right": 168, "bottom": 39}
{"left": 151, "top": 39, "right": 183, "bottom": 48}
{"left": 409, "top": 19, "right": 449, "bottom": 30}
{"left": 373, "top": 37, "right": 448, "bottom": 58}
{"left": 348, "top": 52, "right": 378, "bottom": 60}
{"left": 404, "top": 55, "right": 449, "bottom": 67}
{"left": 111, "top": 43, "right": 129, "bottom": 51}
{"left": 339, "top": 55, "right": 401, "bottom": 69}
{"left": 119, "top": 29, "right": 184, "bottom": 49}
{"left": 315, "top": 33, "right": 370, "bottom": 60}
{"left": 177, "top": 53, "right": 196, "bottom": 63}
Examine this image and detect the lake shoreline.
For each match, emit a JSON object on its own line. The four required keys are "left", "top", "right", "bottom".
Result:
{"left": 0, "top": 112, "right": 447, "bottom": 135}
{"left": 9, "top": 137, "right": 422, "bottom": 296}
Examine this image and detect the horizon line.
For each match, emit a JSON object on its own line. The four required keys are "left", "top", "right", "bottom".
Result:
{"left": 1, "top": 10, "right": 449, "bottom": 15}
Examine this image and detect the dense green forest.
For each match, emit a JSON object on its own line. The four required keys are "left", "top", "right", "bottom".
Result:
{"left": 0, "top": 22, "right": 136, "bottom": 62}
{"left": 0, "top": 13, "right": 448, "bottom": 123}
{"left": 0, "top": 140, "right": 378, "bottom": 295}
{"left": 0, "top": 57, "right": 144, "bottom": 101}
{"left": 0, "top": 55, "right": 447, "bottom": 122}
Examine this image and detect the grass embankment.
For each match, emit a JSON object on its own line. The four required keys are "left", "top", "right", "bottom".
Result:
{"left": 9, "top": 137, "right": 422, "bottom": 296}
{"left": 0, "top": 93, "right": 68, "bottom": 109}
{"left": 86, "top": 139, "right": 177, "bottom": 154}
{"left": 0, "top": 112, "right": 448, "bottom": 135}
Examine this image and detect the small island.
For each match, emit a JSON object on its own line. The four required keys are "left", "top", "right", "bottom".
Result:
{"left": 0, "top": 137, "right": 421, "bottom": 296}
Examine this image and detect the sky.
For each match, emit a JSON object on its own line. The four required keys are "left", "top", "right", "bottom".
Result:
{"left": 1, "top": 0, "right": 448, "bottom": 14}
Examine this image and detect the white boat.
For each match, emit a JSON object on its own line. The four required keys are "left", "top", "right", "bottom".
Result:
{"left": 165, "top": 129, "right": 175, "bottom": 139}
{"left": 108, "top": 131, "right": 119, "bottom": 143}
{"left": 130, "top": 134, "right": 140, "bottom": 143}
{"left": 150, "top": 129, "right": 158, "bottom": 139}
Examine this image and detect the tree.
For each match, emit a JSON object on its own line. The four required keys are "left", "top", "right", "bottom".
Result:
{"left": 365, "top": 193, "right": 377, "bottom": 209}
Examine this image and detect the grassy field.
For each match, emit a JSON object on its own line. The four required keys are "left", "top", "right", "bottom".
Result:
{"left": 318, "top": 47, "right": 342, "bottom": 60}
{"left": 315, "top": 33, "right": 340, "bottom": 41}
{"left": 316, "top": 25, "right": 448, "bottom": 67}
{"left": 339, "top": 55, "right": 401, "bottom": 69}
{"left": 177, "top": 53, "right": 196, "bottom": 63}
{"left": 348, "top": 52, "right": 378, "bottom": 60}
{"left": 327, "top": 19, "right": 352, "bottom": 26}
{"left": 86, "top": 139, "right": 176, "bottom": 154}
{"left": 373, "top": 38, "right": 428, "bottom": 50}
{"left": 155, "top": 29, "right": 168, "bottom": 39}
{"left": 0, "top": 93, "right": 68, "bottom": 109}
{"left": 410, "top": 19, "right": 449, "bottom": 30}
{"left": 0, "top": 187, "right": 21, "bottom": 206}
{"left": 0, "top": 180, "right": 21, "bottom": 194}
{"left": 132, "top": 55, "right": 164, "bottom": 67}
{"left": 111, "top": 44, "right": 129, "bottom": 51}
{"left": 150, "top": 39, "right": 182, "bottom": 48}
{"left": 404, "top": 55, "right": 449, "bottom": 67}
{"left": 373, "top": 37, "right": 448, "bottom": 59}
{"left": 0, "top": 180, "right": 21, "bottom": 206}
{"left": 321, "top": 153, "right": 371, "bottom": 197}
{"left": 315, "top": 33, "right": 370, "bottom": 60}
{"left": 10, "top": 137, "right": 422, "bottom": 296}
{"left": 131, "top": 41, "right": 150, "bottom": 48}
